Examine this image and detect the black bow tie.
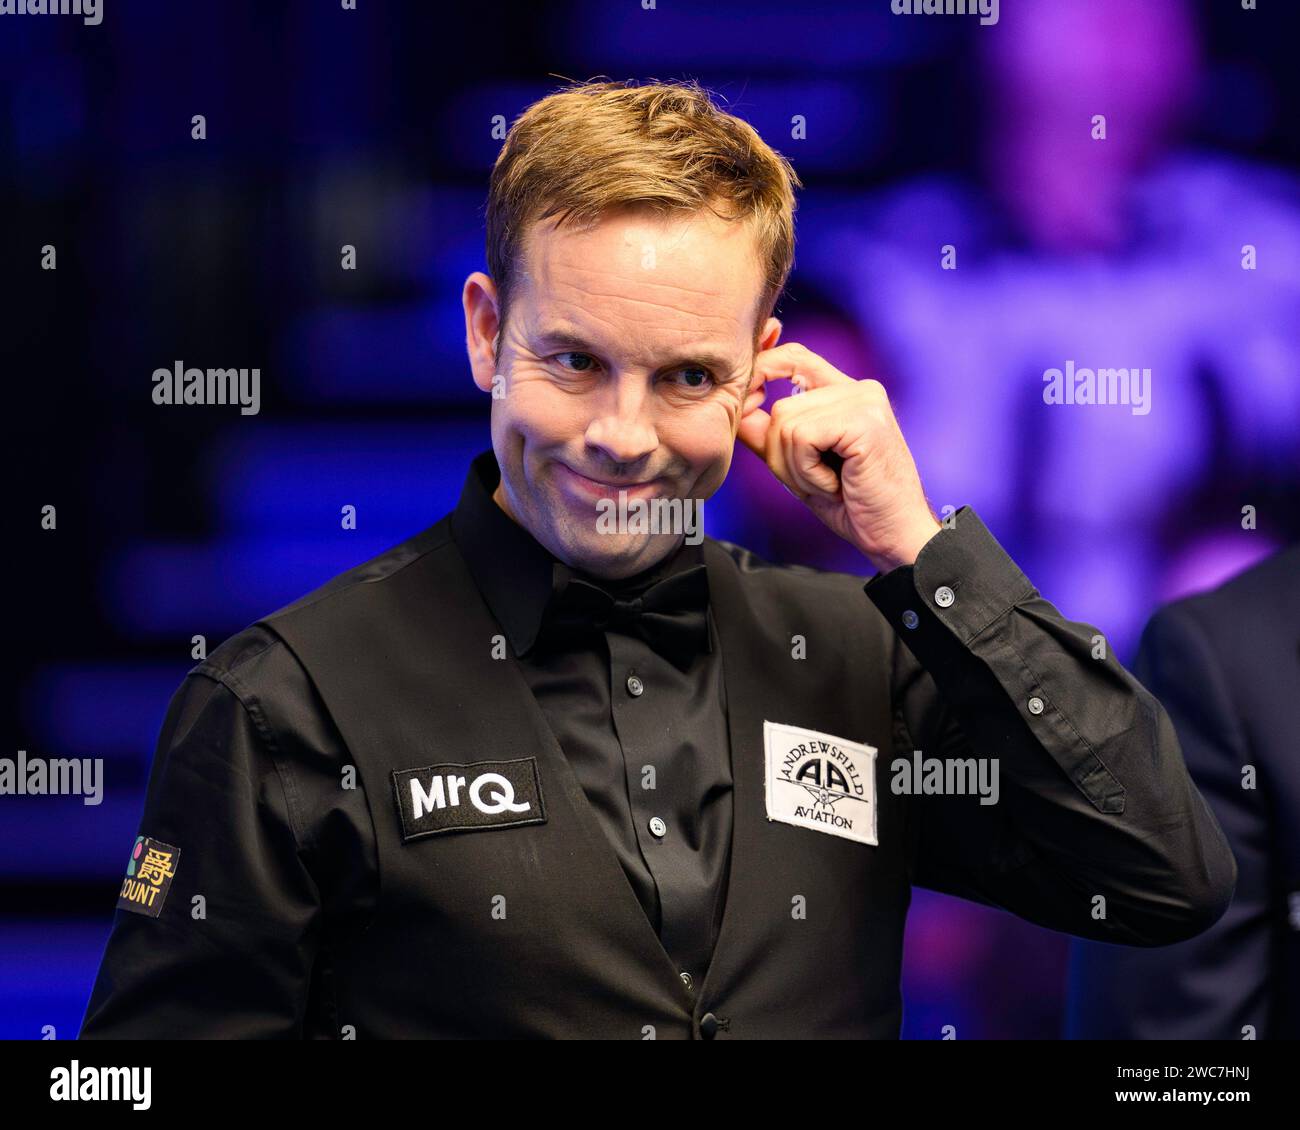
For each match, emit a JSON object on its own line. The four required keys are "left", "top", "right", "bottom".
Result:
{"left": 539, "top": 562, "right": 711, "bottom": 670}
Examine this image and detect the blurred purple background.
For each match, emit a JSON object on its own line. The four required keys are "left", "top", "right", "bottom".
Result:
{"left": 4, "top": 0, "right": 1297, "bottom": 1039}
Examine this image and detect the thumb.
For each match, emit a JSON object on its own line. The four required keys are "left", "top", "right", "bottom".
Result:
{"left": 736, "top": 406, "right": 771, "bottom": 458}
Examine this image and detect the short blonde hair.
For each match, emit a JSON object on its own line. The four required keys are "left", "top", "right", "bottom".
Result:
{"left": 485, "top": 77, "right": 802, "bottom": 353}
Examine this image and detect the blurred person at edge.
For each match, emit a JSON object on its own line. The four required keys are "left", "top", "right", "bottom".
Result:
{"left": 1068, "top": 543, "right": 1300, "bottom": 1039}
{"left": 807, "top": 0, "right": 1300, "bottom": 657}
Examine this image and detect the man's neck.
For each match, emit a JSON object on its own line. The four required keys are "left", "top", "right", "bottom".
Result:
{"left": 491, "top": 479, "right": 686, "bottom": 589}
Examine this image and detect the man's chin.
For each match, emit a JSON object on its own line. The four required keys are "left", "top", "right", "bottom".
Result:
{"left": 556, "top": 532, "right": 683, "bottom": 580}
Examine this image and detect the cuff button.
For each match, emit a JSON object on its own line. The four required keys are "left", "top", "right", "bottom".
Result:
{"left": 902, "top": 609, "right": 920, "bottom": 630}
{"left": 934, "top": 585, "right": 955, "bottom": 607}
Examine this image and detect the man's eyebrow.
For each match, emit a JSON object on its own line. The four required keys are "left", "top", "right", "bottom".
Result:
{"left": 533, "top": 327, "right": 740, "bottom": 376}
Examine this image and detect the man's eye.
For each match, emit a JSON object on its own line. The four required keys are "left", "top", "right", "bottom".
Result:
{"left": 555, "top": 352, "right": 600, "bottom": 373}
{"left": 668, "top": 367, "right": 714, "bottom": 391}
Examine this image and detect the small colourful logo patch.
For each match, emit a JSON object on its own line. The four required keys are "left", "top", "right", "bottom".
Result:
{"left": 116, "top": 836, "right": 181, "bottom": 919}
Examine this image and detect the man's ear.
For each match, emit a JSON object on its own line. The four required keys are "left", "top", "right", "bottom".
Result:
{"left": 743, "top": 315, "right": 783, "bottom": 413}
{"left": 463, "top": 272, "right": 501, "bottom": 394}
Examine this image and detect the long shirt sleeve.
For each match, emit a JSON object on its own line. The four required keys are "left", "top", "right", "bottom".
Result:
{"left": 863, "top": 506, "right": 1238, "bottom": 947}
{"left": 79, "top": 629, "right": 374, "bottom": 1039}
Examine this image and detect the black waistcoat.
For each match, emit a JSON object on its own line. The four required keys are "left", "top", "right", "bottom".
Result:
{"left": 262, "top": 515, "right": 912, "bottom": 1039}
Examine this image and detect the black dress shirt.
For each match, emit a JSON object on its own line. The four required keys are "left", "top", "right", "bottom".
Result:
{"left": 449, "top": 451, "right": 732, "bottom": 988}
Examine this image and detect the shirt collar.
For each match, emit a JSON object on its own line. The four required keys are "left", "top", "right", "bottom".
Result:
{"left": 449, "top": 449, "right": 707, "bottom": 658}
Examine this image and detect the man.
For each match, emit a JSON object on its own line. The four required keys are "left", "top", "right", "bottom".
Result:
{"left": 80, "top": 78, "right": 1234, "bottom": 1040}
{"left": 1068, "top": 544, "right": 1300, "bottom": 1039}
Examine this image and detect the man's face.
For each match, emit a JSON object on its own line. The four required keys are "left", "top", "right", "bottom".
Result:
{"left": 464, "top": 205, "right": 781, "bottom": 579}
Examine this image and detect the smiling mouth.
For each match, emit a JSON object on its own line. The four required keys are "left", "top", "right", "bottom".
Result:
{"left": 556, "top": 462, "right": 666, "bottom": 501}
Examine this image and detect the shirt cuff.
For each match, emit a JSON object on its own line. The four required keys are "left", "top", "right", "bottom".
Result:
{"left": 863, "top": 505, "right": 1037, "bottom": 648}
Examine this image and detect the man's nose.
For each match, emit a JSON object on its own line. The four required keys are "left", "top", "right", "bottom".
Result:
{"left": 584, "top": 373, "right": 658, "bottom": 466}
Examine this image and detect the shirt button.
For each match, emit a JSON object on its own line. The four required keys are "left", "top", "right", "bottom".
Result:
{"left": 699, "top": 1012, "right": 719, "bottom": 1039}
{"left": 902, "top": 609, "right": 920, "bottom": 630}
{"left": 680, "top": 971, "right": 694, "bottom": 990}
{"left": 626, "top": 674, "right": 644, "bottom": 697}
{"left": 1027, "top": 696, "right": 1045, "bottom": 715}
{"left": 934, "top": 585, "right": 955, "bottom": 608}
{"left": 649, "top": 816, "right": 667, "bottom": 838}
